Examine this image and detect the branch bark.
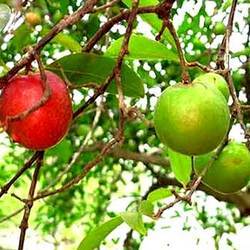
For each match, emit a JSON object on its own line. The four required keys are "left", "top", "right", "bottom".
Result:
{"left": 18, "top": 151, "right": 44, "bottom": 250}
{"left": 0, "top": 0, "right": 98, "bottom": 88}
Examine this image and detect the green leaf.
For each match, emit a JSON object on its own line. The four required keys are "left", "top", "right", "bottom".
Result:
{"left": 47, "top": 53, "right": 145, "bottom": 98}
{"left": 222, "top": 0, "right": 232, "bottom": 11}
{"left": 42, "top": 28, "right": 81, "bottom": 53}
{"left": 10, "top": 24, "right": 32, "bottom": 51}
{"left": 46, "top": 139, "right": 73, "bottom": 163}
{"left": 52, "top": 33, "right": 81, "bottom": 53}
{"left": 139, "top": 200, "right": 154, "bottom": 217}
{"left": 0, "top": 4, "right": 11, "bottom": 31}
{"left": 168, "top": 148, "right": 192, "bottom": 187}
{"left": 147, "top": 187, "right": 172, "bottom": 203}
{"left": 106, "top": 34, "right": 178, "bottom": 62}
{"left": 77, "top": 216, "right": 123, "bottom": 250}
{"left": 122, "top": 0, "right": 176, "bottom": 48}
{"left": 232, "top": 48, "right": 250, "bottom": 58}
{"left": 121, "top": 212, "right": 147, "bottom": 235}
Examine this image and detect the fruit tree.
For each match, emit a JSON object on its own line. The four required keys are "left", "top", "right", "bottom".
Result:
{"left": 0, "top": 0, "right": 249, "bottom": 250}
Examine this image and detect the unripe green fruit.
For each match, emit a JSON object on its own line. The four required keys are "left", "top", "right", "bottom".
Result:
{"left": 232, "top": 72, "right": 244, "bottom": 91}
{"left": 154, "top": 83, "right": 230, "bottom": 155}
{"left": 213, "top": 22, "right": 226, "bottom": 35}
{"left": 193, "top": 72, "right": 230, "bottom": 101}
{"left": 76, "top": 124, "right": 89, "bottom": 136}
{"left": 194, "top": 142, "right": 250, "bottom": 194}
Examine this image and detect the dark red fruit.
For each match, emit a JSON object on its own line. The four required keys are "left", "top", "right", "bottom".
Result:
{"left": 0, "top": 71, "right": 72, "bottom": 150}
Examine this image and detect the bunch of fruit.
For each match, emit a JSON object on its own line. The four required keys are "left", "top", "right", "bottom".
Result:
{"left": 154, "top": 73, "right": 250, "bottom": 194}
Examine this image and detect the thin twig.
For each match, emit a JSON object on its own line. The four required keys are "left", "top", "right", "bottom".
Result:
{"left": 84, "top": 1, "right": 176, "bottom": 52}
{"left": 165, "top": 20, "right": 190, "bottom": 84}
{"left": 154, "top": 117, "right": 234, "bottom": 219}
{"left": 18, "top": 151, "right": 44, "bottom": 250}
{"left": 153, "top": 139, "right": 229, "bottom": 218}
{"left": 32, "top": 0, "right": 141, "bottom": 201}
{"left": 114, "top": 0, "right": 140, "bottom": 143}
{"left": 0, "top": 152, "right": 40, "bottom": 198}
{"left": 186, "top": 61, "right": 212, "bottom": 72}
{"left": 215, "top": 0, "right": 248, "bottom": 139}
{"left": 0, "top": 207, "right": 25, "bottom": 224}
{"left": 0, "top": 0, "right": 98, "bottom": 88}
{"left": 93, "top": 0, "right": 120, "bottom": 12}
{"left": 216, "top": 0, "right": 238, "bottom": 69}
{"left": 39, "top": 98, "right": 103, "bottom": 193}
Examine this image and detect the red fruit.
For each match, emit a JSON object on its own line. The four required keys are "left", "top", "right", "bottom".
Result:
{"left": 0, "top": 71, "right": 73, "bottom": 150}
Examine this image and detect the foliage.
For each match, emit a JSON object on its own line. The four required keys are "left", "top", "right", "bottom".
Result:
{"left": 0, "top": 0, "right": 249, "bottom": 249}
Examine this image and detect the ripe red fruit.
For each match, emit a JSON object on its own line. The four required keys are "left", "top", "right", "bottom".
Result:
{"left": 0, "top": 71, "right": 73, "bottom": 150}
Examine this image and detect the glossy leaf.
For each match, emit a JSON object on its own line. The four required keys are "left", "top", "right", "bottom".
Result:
{"left": 139, "top": 200, "right": 154, "bottom": 217}
{"left": 10, "top": 24, "right": 32, "bottom": 51}
{"left": 121, "top": 212, "right": 147, "bottom": 235}
{"left": 147, "top": 187, "right": 172, "bottom": 203}
{"left": 46, "top": 139, "right": 73, "bottom": 164}
{"left": 77, "top": 216, "right": 123, "bottom": 250}
{"left": 52, "top": 33, "right": 81, "bottom": 53}
{"left": 106, "top": 34, "right": 178, "bottom": 62}
{"left": 0, "top": 4, "right": 10, "bottom": 31}
{"left": 47, "top": 53, "right": 145, "bottom": 98}
{"left": 122, "top": 0, "right": 175, "bottom": 48}
{"left": 168, "top": 148, "right": 192, "bottom": 187}
{"left": 42, "top": 28, "right": 81, "bottom": 53}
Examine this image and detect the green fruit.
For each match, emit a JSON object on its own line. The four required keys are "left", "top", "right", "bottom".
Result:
{"left": 213, "top": 22, "right": 226, "bottom": 35}
{"left": 193, "top": 72, "right": 230, "bottom": 101}
{"left": 76, "top": 124, "right": 89, "bottom": 136}
{"left": 193, "top": 37, "right": 204, "bottom": 49}
{"left": 232, "top": 72, "right": 243, "bottom": 91}
{"left": 154, "top": 83, "right": 230, "bottom": 155}
{"left": 195, "top": 142, "right": 250, "bottom": 194}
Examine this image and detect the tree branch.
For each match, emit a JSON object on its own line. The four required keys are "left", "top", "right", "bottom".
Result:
{"left": 0, "top": 152, "right": 41, "bottom": 198}
{"left": 32, "top": 0, "right": 141, "bottom": 201}
{"left": 18, "top": 151, "right": 44, "bottom": 250}
{"left": 0, "top": 0, "right": 98, "bottom": 88}
{"left": 0, "top": 207, "right": 25, "bottom": 224}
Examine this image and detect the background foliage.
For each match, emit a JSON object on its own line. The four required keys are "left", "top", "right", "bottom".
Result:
{"left": 0, "top": 0, "right": 249, "bottom": 249}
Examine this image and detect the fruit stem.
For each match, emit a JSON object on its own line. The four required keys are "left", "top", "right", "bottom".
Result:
{"left": 165, "top": 19, "right": 190, "bottom": 84}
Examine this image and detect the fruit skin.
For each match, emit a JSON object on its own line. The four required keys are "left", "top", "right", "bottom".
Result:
{"left": 213, "top": 22, "right": 226, "bottom": 35}
{"left": 194, "top": 142, "right": 250, "bottom": 194}
{"left": 0, "top": 71, "right": 73, "bottom": 150}
{"left": 76, "top": 124, "right": 89, "bottom": 136}
{"left": 154, "top": 83, "right": 230, "bottom": 155}
{"left": 25, "top": 11, "right": 41, "bottom": 26}
{"left": 193, "top": 72, "right": 230, "bottom": 101}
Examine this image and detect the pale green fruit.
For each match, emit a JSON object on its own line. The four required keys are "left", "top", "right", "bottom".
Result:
{"left": 195, "top": 142, "right": 250, "bottom": 194}
{"left": 193, "top": 73, "right": 230, "bottom": 101}
{"left": 154, "top": 83, "right": 230, "bottom": 155}
{"left": 214, "top": 22, "right": 226, "bottom": 35}
{"left": 76, "top": 124, "right": 89, "bottom": 136}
